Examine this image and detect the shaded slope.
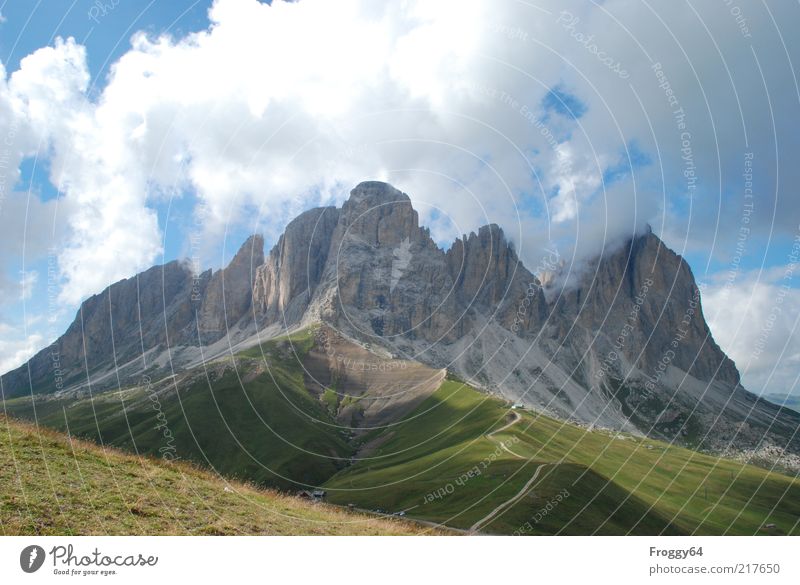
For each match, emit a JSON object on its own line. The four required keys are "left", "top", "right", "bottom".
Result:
{"left": 0, "top": 415, "right": 436, "bottom": 536}
{"left": 300, "top": 326, "right": 445, "bottom": 428}
{"left": 4, "top": 330, "right": 352, "bottom": 491}
{"left": 2, "top": 327, "right": 444, "bottom": 491}
{"left": 324, "top": 380, "right": 800, "bottom": 535}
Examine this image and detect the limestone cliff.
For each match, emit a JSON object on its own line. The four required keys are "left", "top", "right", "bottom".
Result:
{"left": 3, "top": 180, "right": 797, "bottom": 455}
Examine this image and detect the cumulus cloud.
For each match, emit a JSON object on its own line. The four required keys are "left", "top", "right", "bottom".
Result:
{"left": 2, "top": 37, "right": 162, "bottom": 305}
{"left": 0, "top": 326, "right": 43, "bottom": 375}
{"left": 1, "top": 0, "right": 652, "bottom": 304}
{"left": 1, "top": 0, "right": 799, "bottom": 377}
{"left": 19, "top": 270, "right": 37, "bottom": 300}
{"left": 702, "top": 265, "right": 800, "bottom": 396}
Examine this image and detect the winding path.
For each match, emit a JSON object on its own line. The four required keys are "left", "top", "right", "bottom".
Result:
{"left": 469, "top": 462, "right": 546, "bottom": 533}
{"left": 470, "top": 410, "right": 546, "bottom": 533}
{"left": 486, "top": 411, "right": 526, "bottom": 459}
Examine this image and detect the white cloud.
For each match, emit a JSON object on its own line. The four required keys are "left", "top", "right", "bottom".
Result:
{"left": 0, "top": 330, "right": 43, "bottom": 374}
{"left": 702, "top": 266, "right": 800, "bottom": 397}
{"left": 19, "top": 270, "right": 38, "bottom": 300}
{"left": 11, "top": 1, "right": 637, "bottom": 274}
{"left": 4, "top": 37, "right": 162, "bottom": 305}
{"left": 1, "top": 0, "right": 800, "bottom": 377}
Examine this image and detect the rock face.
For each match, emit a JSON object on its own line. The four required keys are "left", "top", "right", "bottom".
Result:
{"left": 315, "top": 182, "right": 460, "bottom": 342}
{"left": 0, "top": 260, "right": 203, "bottom": 397}
{"left": 302, "top": 182, "right": 544, "bottom": 345}
{"left": 3, "top": 180, "right": 798, "bottom": 455}
{"left": 253, "top": 207, "right": 339, "bottom": 324}
{"left": 522, "top": 230, "right": 789, "bottom": 451}
{"left": 198, "top": 234, "right": 264, "bottom": 341}
{"left": 546, "top": 230, "right": 739, "bottom": 389}
{"left": 0, "top": 237, "right": 263, "bottom": 398}
{"left": 446, "top": 224, "right": 547, "bottom": 333}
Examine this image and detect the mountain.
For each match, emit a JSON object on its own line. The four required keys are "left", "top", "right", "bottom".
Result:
{"left": 2, "top": 181, "right": 798, "bottom": 458}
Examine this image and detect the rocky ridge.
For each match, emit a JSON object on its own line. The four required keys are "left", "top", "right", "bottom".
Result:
{"left": 3, "top": 181, "right": 798, "bottom": 455}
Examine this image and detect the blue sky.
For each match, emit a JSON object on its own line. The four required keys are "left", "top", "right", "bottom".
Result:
{"left": 0, "top": 0, "right": 218, "bottom": 370}
{"left": 1, "top": 0, "right": 799, "bottom": 398}
{"left": 0, "top": 1, "right": 212, "bottom": 79}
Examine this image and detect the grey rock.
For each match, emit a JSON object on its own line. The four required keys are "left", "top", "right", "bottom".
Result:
{"left": 197, "top": 234, "right": 264, "bottom": 340}
{"left": 0, "top": 260, "right": 202, "bottom": 397}
{"left": 253, "top": 207, "right": 338, "bottom": 324}
{"left": 4, "top": 180, "right": 797, "bottom": 456}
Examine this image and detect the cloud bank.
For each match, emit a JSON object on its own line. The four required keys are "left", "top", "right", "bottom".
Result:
{"left": 1, "top": 0, "right": 799, "bottom": 395}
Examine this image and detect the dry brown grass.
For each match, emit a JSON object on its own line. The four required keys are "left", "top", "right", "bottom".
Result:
{"left": 0, "top": 415, "right": 444, "bottom": 535}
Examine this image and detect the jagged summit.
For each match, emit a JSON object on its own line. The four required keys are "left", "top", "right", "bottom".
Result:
{"left": 338, "top": 181, "right": 425, "bottom": 248}
{"left": 347, "top": 180, "right": 411, "bottom": 204}
{"left": 2, "top": 181, "right": 797, "bottom": 455}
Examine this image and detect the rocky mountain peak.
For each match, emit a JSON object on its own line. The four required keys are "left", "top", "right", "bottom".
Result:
{"left": 232, "top": 234, "right": 265, "bottom": 267}
{"left": 346, "top": 180, "right": 410, "bottom": 205}
{"left": 446, "top": 223, "right": 527, "bottom": 309}
{"left": 5, "top": 180, "right": 788, "bottom": 457}
{"left": 338, "top": 181, "right": 423, "bottom": 247}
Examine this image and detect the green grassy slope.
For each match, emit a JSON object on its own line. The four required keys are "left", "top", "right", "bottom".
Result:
{"left": 324, "top": 379, "right": 800, "bottom": 535}
{"left": 4, "top": 330, "right": 352, "bottom": 490}
{"left": 0, "top": 415, "right": 436, "bottom": 535}
{"left": 5, "top": 326, "right": 799, "bottom": 535}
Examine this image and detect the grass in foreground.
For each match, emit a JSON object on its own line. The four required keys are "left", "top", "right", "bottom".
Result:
{"left": 0, "top": 415, "right": 438, "bottom": 535}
